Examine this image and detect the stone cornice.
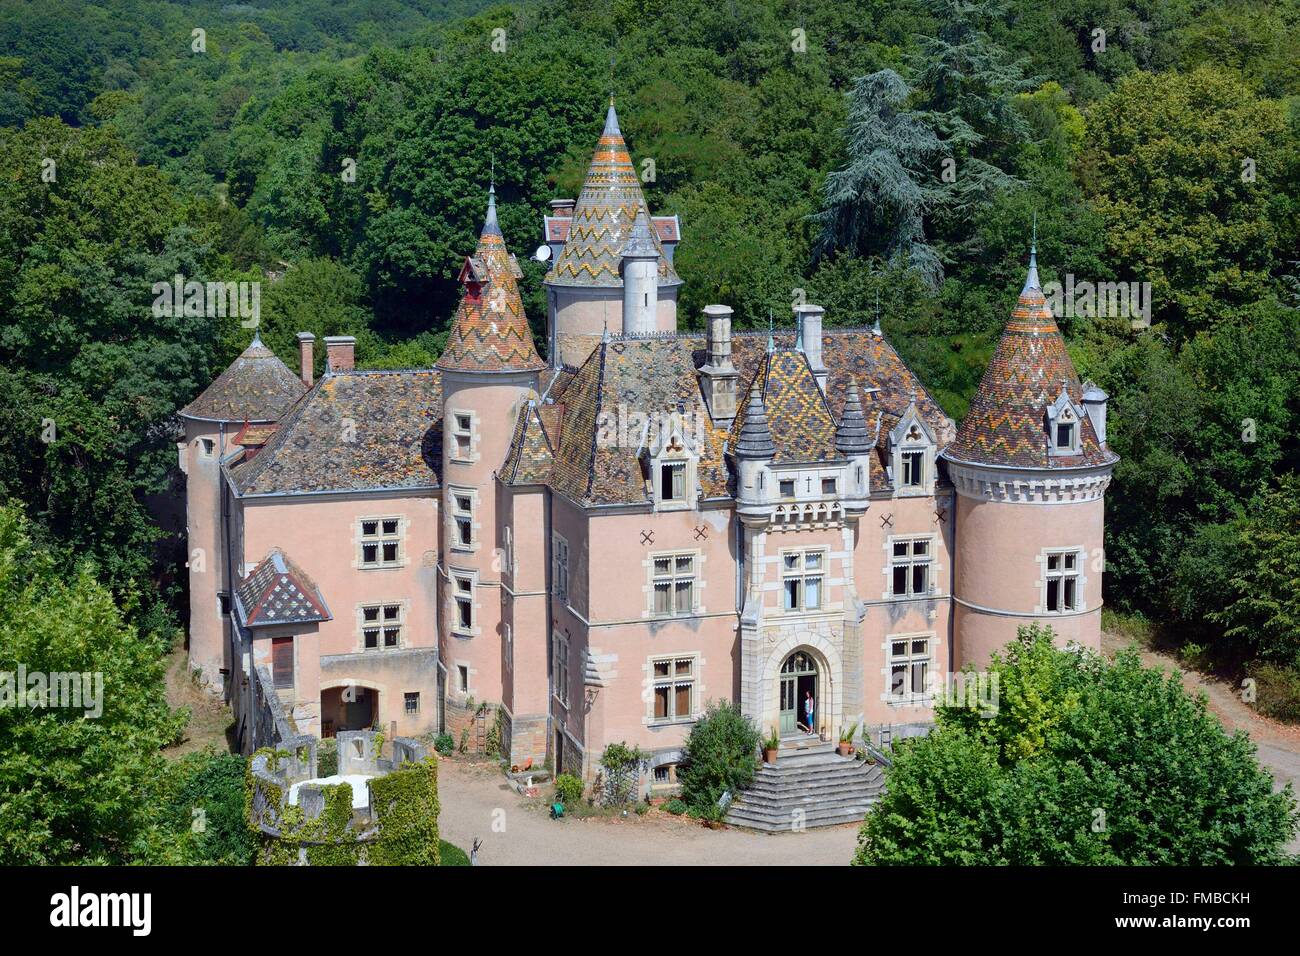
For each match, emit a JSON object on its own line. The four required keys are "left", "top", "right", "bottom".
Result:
{"left": 945, "top": 458, "right": 1114, "bottom": 505}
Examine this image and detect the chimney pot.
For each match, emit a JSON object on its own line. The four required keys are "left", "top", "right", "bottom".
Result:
{"left": 549, "top": 199, "right": 576, "bottom": 218}
{"left": 297, "top": 332, "right": 315, "bottom": 387}
{"left": 323, "top": 335, "right": 355, "bottom": 373}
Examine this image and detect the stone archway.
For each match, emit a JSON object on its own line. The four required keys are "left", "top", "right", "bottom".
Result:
{"left": 757, "top": 634, "right": 842, "bottom": 742}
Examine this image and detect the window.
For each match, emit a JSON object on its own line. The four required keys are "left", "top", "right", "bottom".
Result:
{"left": 553, "top": 634, "right": 569, "bottom": 706}
{"left": 271, "top": 636, "right": 293, "bottom": 689}
{"left": 362, "top": 603, "right": 402, "bottom": 649}
{"left": 891, "top": 538, "right": 931, "bottom": 597}
{"left": 1045, "top": 550, "right": 1080, "bottom": 612}
{"left": 821, "top": 477, "right": 837, "bottom": 495}
{"left": 782, "top": 549, "right": 824, "bottom": 611}
{"left": 404, "top": 692, "right": 420, "bottom": 714}
{"left": 456, "top": 665, "right": 469, "bottom": 693}
{"left": 451, "top": 491, "right": 474, "bottom": 550}
{"left": 452, "top": 574, "right": 474, "bottom": 632}
{"left": 217, "top": 592, "right": 231, "bottom": 616}
{"left": 889, "top": 636, "right": 931, "bottom": 700}
{"left": 901, "top": 450, "right": 925, "bottom": 487}
{"left": 1055, "top": 422, "right": 1074, "bottom": 449}
{"left": 779, "top": 478, "right": 795, "bottom": 498}
{"left": 451, "top": 412, "right": 473, "bottom": 460}
{"left": 199, "top": 438, "right": 215, "bottom": 458}
{"left": 552, "top": 535, "right": 569, "bottom": 603}
{"left": 660, "top": 462, "right": 686, "bottom": 502}
{"left": 651, "top": 656, "right": 695, "bottom": 722}
{"left": 504, "top": 622, "right": 513, "bottom": 671}
{"left": 652, "top": 552, "right": 697, "bottom": 617}
{"left": 360, "top": 517, "right": 401, "bottom": 568}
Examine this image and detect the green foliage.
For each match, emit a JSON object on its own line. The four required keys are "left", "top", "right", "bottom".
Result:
{"left": 0, "top": 504, "right": 184, "bottom": 865}
{"left": 137, "top": 750, "right": 256, "bottom": 866}
{"left": 434, "top": 733, "right": 454, "bottom": 756}
{"left": 368, "top": 756, "right": 441, "bottom": 867}
{"left": 439, "top": 839, "right": 471, "bottom": 866}
{"left": 664, "top": 798, "right": 687, "bottom": 815}
{"left": 856, "top": 627, "right": 1299, "bottom": 864}
{"left": 1252, "top": 664, "right": 1300, "bottom": 723}
{"left": 554, "top": 773, "right": 584, "bottom": 806}
{"left": 316, "top": 739, "right": 338, "bottom": 778}
{"left": 677, "top": 700, "right": 761, "bottom": 819}
{"left": 597, "top": 742, "right": 648, "bottom": 807}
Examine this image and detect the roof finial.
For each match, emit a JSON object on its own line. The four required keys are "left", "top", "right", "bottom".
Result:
{"left": 766, "top": 309, "right": 775, "bottom": 353}
{"left": 1022, "top": 211, "right": 1040, "bottom": 294}
{"left": 250, "top": 327, "right": 263, "bottom": 348}
{"left": 482, "top": 173, "right": 501, "bottom": 237}
{"left": 794, "top": 306, "right": 805, "bottom": 353}
{"left": 872, "top": 289, "right": 882, "bottom": 335}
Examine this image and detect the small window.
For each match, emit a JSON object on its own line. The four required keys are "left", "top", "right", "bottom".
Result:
{"left": 1056, "top": 422, "right": 1074, "bottom": 449}
{"left": 779, "top": 479, "right": 795, "bottom": 498}
{"left": 651, "top": 656, "right": 695, "bottom": 722}
{"left": 453, "top": 575, "right": 474, "bottom": 632}
{"left": 660, "top": 462, "right": 686, "bottom": 502}
{"left": 553, "top": 634, "right": 569, "bottom": 706}
{"left": 888, "top": 637, "right": 931, "bottom": 700}
{"left": 451, "top": 491, "right": 474, "bottom": 550}
{"left": 452, "top": 412, "right": 473, "bottom": 460}
{"left": 199, "top": 438, "right": 215, "bottom": 457}
{"left": 1045, "top": 550, "right": 1080, "bottom": 612}
{"left": 891, "top": 538, "right": 931, "bottom": 597}
{"left": 404, "top": 692, "right": 420, "bottom": 714}
{"left": 456, "top": 665, "right": 469, "bottom": 693}
{"left": 217, "top": 592, "right": 231, "bottom": 616}
{"left": 552, "top": 535, "right": 570, "bottom": 603}
{"left": 360, "top": 517, "right": 402, "bottom": 568}
{"left": 362, "top": 603, "right": 402, "bottom": 649}
{"left": 652, "top": 552, "right": 697, "bottom": 617}
{"left": 782, "top": 549, "right": 825, "bottom": 611}
{"left": 901, "top": 450, "right": 925, "bottom": 487}
{"left": 271, "top": 636, "right": 294, "bottom": 689}
{"left": 821, "top": 478, "right": 837, "bottom": 495}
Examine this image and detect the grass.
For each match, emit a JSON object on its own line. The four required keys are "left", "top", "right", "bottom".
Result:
{"left": 439, "top": 839, "right": 470, "bottom": 866}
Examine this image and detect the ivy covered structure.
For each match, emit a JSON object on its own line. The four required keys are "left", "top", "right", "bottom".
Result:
{"left": 246, "top": 731, "right": 440, "bottom": 866}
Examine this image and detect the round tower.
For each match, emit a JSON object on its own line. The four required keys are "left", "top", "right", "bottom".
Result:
{"left": 436, "top": 184, "right": 545, "bottom": 733}
{"left": 942, "top": 242, "right": 1118, "bottom": 666}
{"left": 621, "top": 208, "right": 659, "bottom": 334}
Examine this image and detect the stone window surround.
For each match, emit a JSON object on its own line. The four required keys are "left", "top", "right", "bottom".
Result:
{"left": 880, "top": 630, "right": 936, "bottom": 706}
{"left": 552, "top": 631, "right": 570, "bottom": 708}
{"left": 643, "top": 651, "right": 705, "bottom": 727}
{"left": 354, "top": 514, "right": 409, "bottom": 570}
{"left": 450, "top": 658, "right": 474, "bottom": 700}
{"left": 448, "top": 485, "right": 480, "bottom": 554}
{"left": 650, "top": 442, "right": 697, "bottom": 513}
{"left": 449, "top": 567, "right": 480, "bottom": 638}
{"left": 890, "top": 414, "right": 936, "bottom": 498}
{"left": 778, "top": 545, "right": 828, "bottom": 614}
{"left": 882, "top": 532, "right": 941, "bottom": 601}
{"left": 643, "top": 548, "right": 706, "bottom": 619}
{"left": 551, "top": 532, "right": 570, "bottom": 605}
{"left": 355, "top": 599, "right": 409, "bottom": 652}
{"left": 1035, "top": 545, "right": 1088, "bottom": 614}
{"left": 504, "top": 621, "right": 513, "bottom": 672}
{"left": 448, "top": 407, "right": 480, "bottom": 464}
{"left": 1047, "top": 391, "right": 1083, "bottom": 459}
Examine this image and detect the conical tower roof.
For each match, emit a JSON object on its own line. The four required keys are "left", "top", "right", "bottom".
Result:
{"left": 835, "top": 380, "right": 873, "bottom": 455}
{"left": 437, "top": 186, "right": 545, "bottom": 373}
{"left": 180, "top": 331, "right": 306, "bottom": 422}
{"left": 945, "top": 245, "right": 1116, "bottom": 469}
{"left": 546, "top": 100, "right": 680, "bottom": 289}
{"left": 733, "top": 382, "right": 776, "bottom": 460}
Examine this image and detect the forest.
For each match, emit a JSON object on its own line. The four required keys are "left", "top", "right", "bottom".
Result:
{"left": 0, "top": 0, "right": 1297, "bottom": 862}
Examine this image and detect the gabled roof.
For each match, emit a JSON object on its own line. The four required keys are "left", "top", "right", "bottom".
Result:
{"left": 545, "top": 101, "right": 681, "bottom": 289}
{"left": 229, "top": 369, "right": 442, "bottom": 496}
{"left": 180, "top": 332, "right": 306, "bottom": 423}
{"left": 729, "top": 346, "right": 838, "bottom": 464}
{"left": 437, "top": 186, "right": 545, "bottom": 374}
{"left": 502, "top": 401, "right": 557, "bottom": 485}
{"left": 945, "top": 251, "right": 1117, "bottom": 470}
{"left": 234, "top": 548, "right": 331, "bottom": 629}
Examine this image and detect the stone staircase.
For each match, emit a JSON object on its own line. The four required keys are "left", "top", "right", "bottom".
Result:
{"left": 724, "top": 736, "right": 886, "bottom": 832}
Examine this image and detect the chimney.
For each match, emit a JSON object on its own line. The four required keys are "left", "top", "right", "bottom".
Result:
{"left": 699, "top": 304, "right": 739, "bottom": 421}
{"left": 549, "top": 199, "right": 576, "bottom": 218}
{"left": 297, "top": 332, "right": 315, "bottom": 387}
{"left": 324, "top": 335, "right": 355, "bottom": 373}
{"left": 794, "top": 303, "right": 827, "bottom": 393}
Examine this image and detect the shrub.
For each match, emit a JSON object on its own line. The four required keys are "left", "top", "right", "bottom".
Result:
{"left": 677, "top": 700, "right": 761, "bottom": 820}
{"left": 434, "top": 733, "right": 454, "bottom": 756}
{"left": 1253, "top": 663, "right": 1300, "bottom": 723}
{"left": 554, "top": 773, "right": 584, "bottom": 805}
{"left": 664, "top": 798, "right": 687, "bottom": 815}
{"left": 439, "top": 840, "right": 470, "bottom": 866}
{"left": 597, "top": 742, "right": 648, "bottom": 807}
{"left": 316, "top": 739, "right": 338, "bottom": 777}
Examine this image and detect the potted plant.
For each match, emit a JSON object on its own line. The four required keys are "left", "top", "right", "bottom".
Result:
{"left": 762, "top": 727, "right": 780, "bottom": 764}
{"left": 838, "top": 722, "right": 858, "bottom": 757}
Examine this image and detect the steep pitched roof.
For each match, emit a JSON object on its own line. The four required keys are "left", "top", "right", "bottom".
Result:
{"left": 229, "top": 369, "right": 442, "bottom": 496}
{"left": 945, "top": 253, "right": 1117, "bottom": 470}
{"left": 835, "top": 380, "right": 873, "bottom": 455}
{"left": 437, "top": 186, "right": 545, "bottom": 373}
{"left": 502, "top": 401, "right": 557, "bottom": 485}
{"left": 234, "top": 548, "right": 331, "bottom": 629}
{"left": 180, "top": 332, "right": 306, "bottom": 422}
{"left": 545, "top": 101, "right": 681, "bottom": 289}
{"left": 729, "top": 346, "right": 838, "bottom": 464}
{"left": 733, "top": 382, "right": 775, "bottom": 459}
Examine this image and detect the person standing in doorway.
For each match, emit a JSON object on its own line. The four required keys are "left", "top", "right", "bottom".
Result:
{"left": 804, "top": 690, "right": 815, "bottom": 735}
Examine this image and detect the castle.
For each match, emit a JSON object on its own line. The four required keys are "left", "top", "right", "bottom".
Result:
{"left": 179, "top": 100, "right": 1117, "bottom": 786}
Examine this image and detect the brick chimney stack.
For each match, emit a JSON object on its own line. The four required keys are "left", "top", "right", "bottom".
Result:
{"left": 324, "top": 335, "right": 355, "bottom": 373}
{"left": 297, "top": 332, "right": 315, "bottom": 387}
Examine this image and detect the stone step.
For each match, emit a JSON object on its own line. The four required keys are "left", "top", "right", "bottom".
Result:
{"left": 727, "top": 750, "right": 886, "bottom": 830}
{"left": 730, "top": 792, "right": 879, "bottom": 818}
{"left": 725, "top": 800, "right": 878, "bottom": 832}
{"left": 745, "top": 774, "right": 883, "bottom": 799}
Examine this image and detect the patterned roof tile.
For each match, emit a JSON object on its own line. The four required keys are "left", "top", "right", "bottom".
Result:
{"left": 180, "top": 332, "right": 306, "bottom": 422}
{"left": 234, "top": 548, "right": 331, "bottom": 628}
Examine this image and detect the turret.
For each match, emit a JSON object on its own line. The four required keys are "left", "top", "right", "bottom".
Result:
{"left": 835, "top": 380, "right": 873, "bottom": 514}
{"left": 733, "top": 382, "right": 775, "bottom": 522}
{"left": 621, "top": 208, "right": 659, "bottom": 334}
{"left": 699, "top": 304, "right": 739, "bottom": 420}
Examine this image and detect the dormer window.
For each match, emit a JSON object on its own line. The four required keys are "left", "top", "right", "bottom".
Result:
{"left": 901, "top": 451, "right": 924, "bottom": 487}
{"left": 1047, "top": 388, "right": 1083, "bottom": 458}
{"left": 1055, "top": 422, "right": 1074, "bottom": 450}
{"left": 889, "top": 404, "right": 935, "bottom": 497}
{"left": 648, "top": 415, "right": 698, "bottom": 511}
{"left": 661, "top": 462, "right": 686, "bottom": 502}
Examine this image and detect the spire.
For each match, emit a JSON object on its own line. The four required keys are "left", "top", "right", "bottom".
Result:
{"left": 623, "top": 207, "right": 657, "bottom": 258}
{"left": 766, "top": 310, "right": 775, "bottom": 353}
{"left": 482, "top": 181, "right": 502, "bottom": 238}
{"left": 872, "top": 289, "right": 882, "bottom": 335}
{"left": 1022, "top": 213, "right": 1039, "bottom": 295}
{"left": 794, "top": 308, "right": 805, "bottom": 352}
{"left": 734, "top": 382, "right": 775, "bottom": 460}
{"left": 603, "top": 96, "right": 621, "bottom": 139}
{"left": 835, "top": 380, "right": 873, "bottom": 456}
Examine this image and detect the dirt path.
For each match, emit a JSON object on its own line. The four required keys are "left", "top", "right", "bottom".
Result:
{"left": 161, "top": 643, "right": 235, "bottom": 758}
{"left": 436, "top": 759, "right": 860, "bottom": 866}
{"left": 1102, "top": 631, "right": 1300, "bottom": 853}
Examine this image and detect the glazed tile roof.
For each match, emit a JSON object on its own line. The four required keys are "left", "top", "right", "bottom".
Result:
{"left": 502, "top": 401, "right": 557, "bottom": 485}
{"left": 234, "top": 548, "right": 331, "bottom": 629}
{"left": 437, "top": 186, "right": 545, "bottom": 373}
{"left": 521, "top": 327, "right": 950, "bottom": 506}
{"left": 546, "top": 215, "right": 679, "bottom": 245}
{"left": 229, "top": 369, "right": 442, "bottom": 496}
{"left": 545, "top": 101, "right": 681, "bottom": 289}
{"left": 945, "top": 256, "right": 1117, "bottom": 470}
{"left": 180, "top": 332, "right": 306, "bottom": 422}
{"left": 729, "top": 347, "right": 839, "bottom": 464}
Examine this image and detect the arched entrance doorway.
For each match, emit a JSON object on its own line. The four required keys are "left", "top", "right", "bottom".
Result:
{"left": 779, "top": 651, "right": 818, "bottom": 735}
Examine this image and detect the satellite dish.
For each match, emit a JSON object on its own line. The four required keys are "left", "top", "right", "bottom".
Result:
{"left": 533, "top": 244, "right": 552, "bottom": 262}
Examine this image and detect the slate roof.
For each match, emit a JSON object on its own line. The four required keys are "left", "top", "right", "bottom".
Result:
{"left": 180, "top": 332, "right": 306, "bottom": 422}
{"left": 545, "top": 101, "right": 681, "bottom": 289}
{"left": 518, "top": 327, "right": 950, "bottom": 506}
{"left": 234, "top": 548, "right": 331, "bottom": 629}
{"left": 502, "top": 401, "right": 557, "bottom": 485}
{"left": 945, "top": 255, "right": 1118, "bottom": 470}
{"left": 437, "top": 186, "right": 545, "bottom": 373}
{"left": 729, "top": 347, "right": 839, "bottom": 464}
{"left": 229, "top": 369, "right": 442, "bottom": 496}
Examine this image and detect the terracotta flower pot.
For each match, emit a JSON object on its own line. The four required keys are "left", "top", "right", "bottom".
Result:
{"left": 838, "top": 742, "right": 853, "bottom": 757}
{"left": 763, "top": 747, "right": 779, "bottom": 764}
